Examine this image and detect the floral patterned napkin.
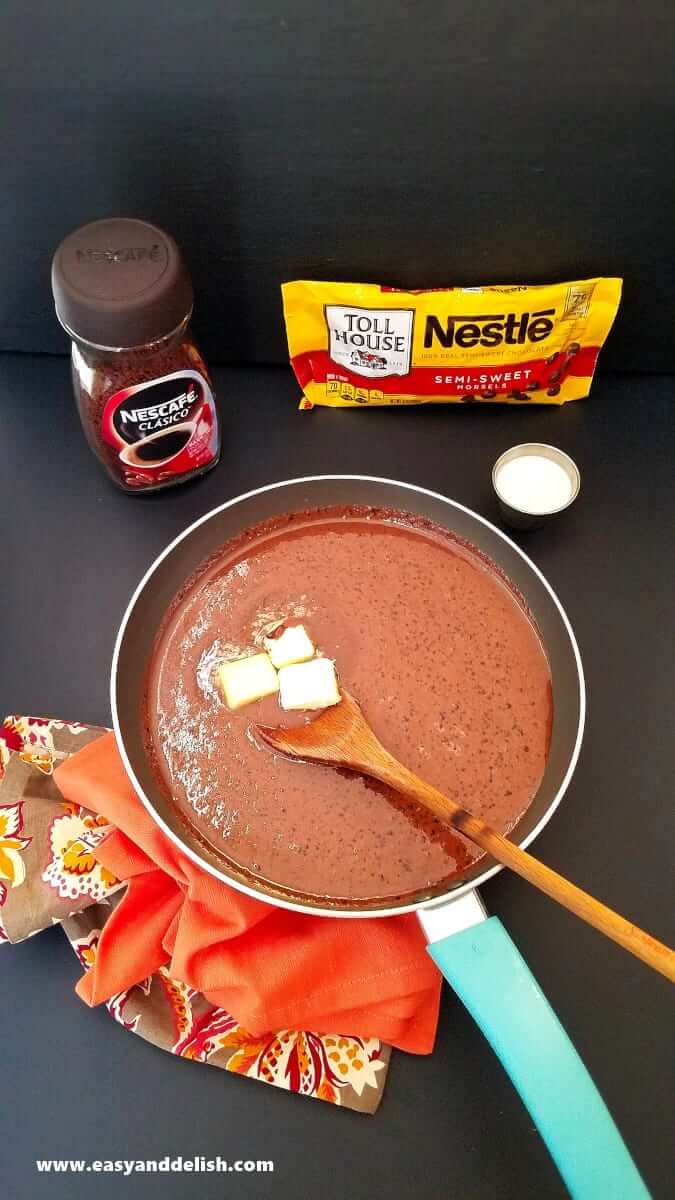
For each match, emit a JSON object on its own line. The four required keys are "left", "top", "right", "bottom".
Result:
{"left": 0, "top": 715, "right": 390, "bottom": 1113}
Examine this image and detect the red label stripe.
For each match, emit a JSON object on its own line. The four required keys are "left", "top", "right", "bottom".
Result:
{"left": 291, "top": 347, "right": 599, "bottom": 397}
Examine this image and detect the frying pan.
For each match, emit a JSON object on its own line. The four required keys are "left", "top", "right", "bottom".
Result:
{"left": 112, "top": 476, "right": 647, "bottom": 1199}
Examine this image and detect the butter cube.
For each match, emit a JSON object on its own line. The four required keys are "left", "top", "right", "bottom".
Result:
{"left": 278, "top": 657, "right": 340, "bottom": 711}
{"left": 217, "top": 653, "right": 279, "bottom": 710}
{"left": 264, "top": 624, "right": 315, "bottom": 669}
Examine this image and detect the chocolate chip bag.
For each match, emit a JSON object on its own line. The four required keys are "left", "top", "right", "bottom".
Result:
{"left": 282, "top": 278, "right": 622, "bottom": 409}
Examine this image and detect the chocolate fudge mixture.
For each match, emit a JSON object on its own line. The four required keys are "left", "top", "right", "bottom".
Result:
{"left": 144, "top": 507, "right": 552, "bottom": 903}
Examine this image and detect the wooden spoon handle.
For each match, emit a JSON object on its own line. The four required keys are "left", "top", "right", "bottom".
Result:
{"left": 370, "top": 753, "right": 675, "bottom": 983}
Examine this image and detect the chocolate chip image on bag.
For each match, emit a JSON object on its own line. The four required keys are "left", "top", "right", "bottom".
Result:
{"left": 281, "top": 278, "right": 622, "bottom": 409}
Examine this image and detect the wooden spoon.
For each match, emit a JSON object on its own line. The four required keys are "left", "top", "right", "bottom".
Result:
{"left": 256, "top": 690, "right": 675, "bottom": 983}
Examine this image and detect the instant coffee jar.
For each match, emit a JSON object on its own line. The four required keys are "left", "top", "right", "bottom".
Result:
{"left": 51, "top": 218, "right": 220, "bottom": 493}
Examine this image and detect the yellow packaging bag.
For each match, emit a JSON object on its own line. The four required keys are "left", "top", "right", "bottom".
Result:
{"left": 282, "top": 278, "right": 622, "bottom": 409}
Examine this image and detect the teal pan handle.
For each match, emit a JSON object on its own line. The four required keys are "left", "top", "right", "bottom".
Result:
{"left": 427, "top": 916, "right": 649, "bottom": 1199}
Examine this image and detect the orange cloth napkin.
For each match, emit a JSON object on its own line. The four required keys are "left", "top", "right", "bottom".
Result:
{"left": 55, "top": 734, "right": 442, "bottom": 1054}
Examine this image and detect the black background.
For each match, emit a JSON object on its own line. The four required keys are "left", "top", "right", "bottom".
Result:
{"left": 1, "top": 1, "right": 674, "bottom": 368}
{"left": 1, "top": 360, "right": 673, "bottom": 1199}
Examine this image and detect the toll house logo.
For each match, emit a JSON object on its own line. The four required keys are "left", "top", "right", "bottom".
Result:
{"left": 350, "top": 349, "right": 387, "bottom": 370}
{"left": 326, "top": 306, "right": 414, "bottom": 378}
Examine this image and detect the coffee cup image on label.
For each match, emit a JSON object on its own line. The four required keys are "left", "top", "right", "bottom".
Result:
{"left": 118, "top": 421, "right": 195, "bottom": 467}
{"left": 325, "top": 305, "right": 414, "bottom": 378}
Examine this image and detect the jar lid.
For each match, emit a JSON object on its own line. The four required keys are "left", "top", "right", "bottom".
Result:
{"left": 51, "top": 218, "right": 194, "bottom": 348}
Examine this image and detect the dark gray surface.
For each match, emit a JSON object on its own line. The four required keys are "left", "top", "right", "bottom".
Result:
{"left": 2, "top": 1, "right": 675, "bottom": 369}
{"left": 1, "top": 356, "right": 673, "bottom": 1200}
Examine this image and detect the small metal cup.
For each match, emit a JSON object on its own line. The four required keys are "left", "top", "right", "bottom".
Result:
{"left": 492, "top": 443, "right": 581, "bottom": 531}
